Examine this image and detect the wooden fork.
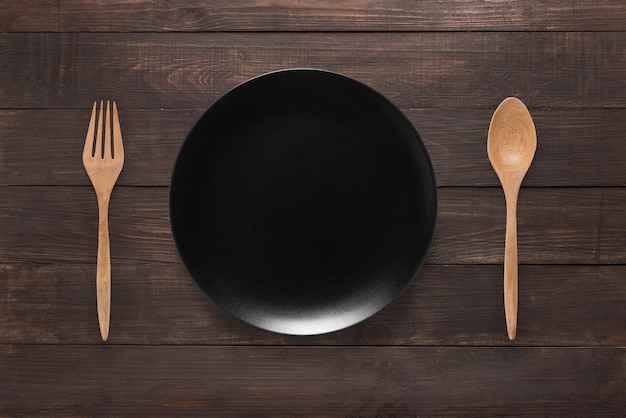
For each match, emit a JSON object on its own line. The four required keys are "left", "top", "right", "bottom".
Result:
{"left": 83, "top": 100, "right": 124, "bottom": 341}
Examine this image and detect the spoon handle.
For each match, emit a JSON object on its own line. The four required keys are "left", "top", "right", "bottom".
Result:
{"left": 504, "top": 190, "right": 519, "bottom": 340}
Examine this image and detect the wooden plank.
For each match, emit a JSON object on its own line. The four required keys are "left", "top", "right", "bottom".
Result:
{"left": 1, "top": 0, "right": 625, "bottom": 32}
{"left": 1, "top": 186, "right": 626, "bottom": 266}
{"left": 1, "top": 345, "right": 625, "bottom": 416}
{"left": 3, "top": 108, "right": 626, "bottom": 187}
{"left": 1, "top": 263, "right": 625, "bottom": 346}
{"left": 433, "top": 187, "right": 626, "bottom": 265}
{"left": 1, "top": 32, "right": 626, "bottom": 109}
{"left": 0, "top": 109, "right": 196, "bottom": 187}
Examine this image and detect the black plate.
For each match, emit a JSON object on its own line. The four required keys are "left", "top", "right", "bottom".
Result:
{"left": 169, "top": 69, "right": 437, "bottom": 335}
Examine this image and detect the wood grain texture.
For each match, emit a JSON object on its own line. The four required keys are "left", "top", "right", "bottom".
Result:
{"left": 488, "top": 97, "right": 538, "bottom": 340}
{"left": 3, "top": 107, "right": 626, "bottom": 188}
{"left": 1, "top": 0, "right": 625, "bottom": 32}
{"left": 2, "top": 263, "right": 625, "bottom": 346}
{"left": 82, "top": 100, "right": 125, "bottom": 341}
{"left": 2, "top": 345, "right": 625, "bottom": 416}
{"left": 2, "top": 2, "right": 626, "bottom": 415}
{"left": 2, "top": 186, "right": 626, "bottom": 266}
{"left": 2, "top": 32, "right": 626, "bottom": 109}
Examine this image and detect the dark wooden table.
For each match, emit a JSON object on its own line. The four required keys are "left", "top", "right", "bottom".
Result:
{"left": 2, "top": 1, "right": 626, "bottom": 416}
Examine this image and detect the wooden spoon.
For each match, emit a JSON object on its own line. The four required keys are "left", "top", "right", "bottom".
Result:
{"left": 487, "top": 97, "right": 537, "bottom": 341}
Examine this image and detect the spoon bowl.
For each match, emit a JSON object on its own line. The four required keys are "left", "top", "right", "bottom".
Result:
{"left": 488, "top": 99, "right": 537, "bottom": 174}
{"left": 487, "top": 97, "right": 536, "bottom": 340}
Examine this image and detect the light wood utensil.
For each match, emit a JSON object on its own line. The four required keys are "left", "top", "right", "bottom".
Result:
{"left": 487, "top": 97, "right": 537, "bottom": 341}
{"left": 83, "top": 100, "right": 125, "bottom": 341}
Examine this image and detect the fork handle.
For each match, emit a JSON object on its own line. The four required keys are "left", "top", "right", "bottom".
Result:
{"left": 96, "top": 194, "right": 112, "bottom": 341}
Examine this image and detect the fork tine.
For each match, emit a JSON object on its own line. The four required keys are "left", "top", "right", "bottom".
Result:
{"left": 83, "top": 101, "right": 97, "bottom": 161}
{"left": 104, "top": 101, "right": 112, "bottom": 160}
{"left": 95, "top": 100, "right": 104, "bottom": 159}
{"left": 112, "top": 101, "right": 124, "bottom": 162}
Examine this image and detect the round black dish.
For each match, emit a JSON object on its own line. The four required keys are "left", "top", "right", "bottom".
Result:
{"left": 169, "top": 69, "right": 437, "bottom": 335}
